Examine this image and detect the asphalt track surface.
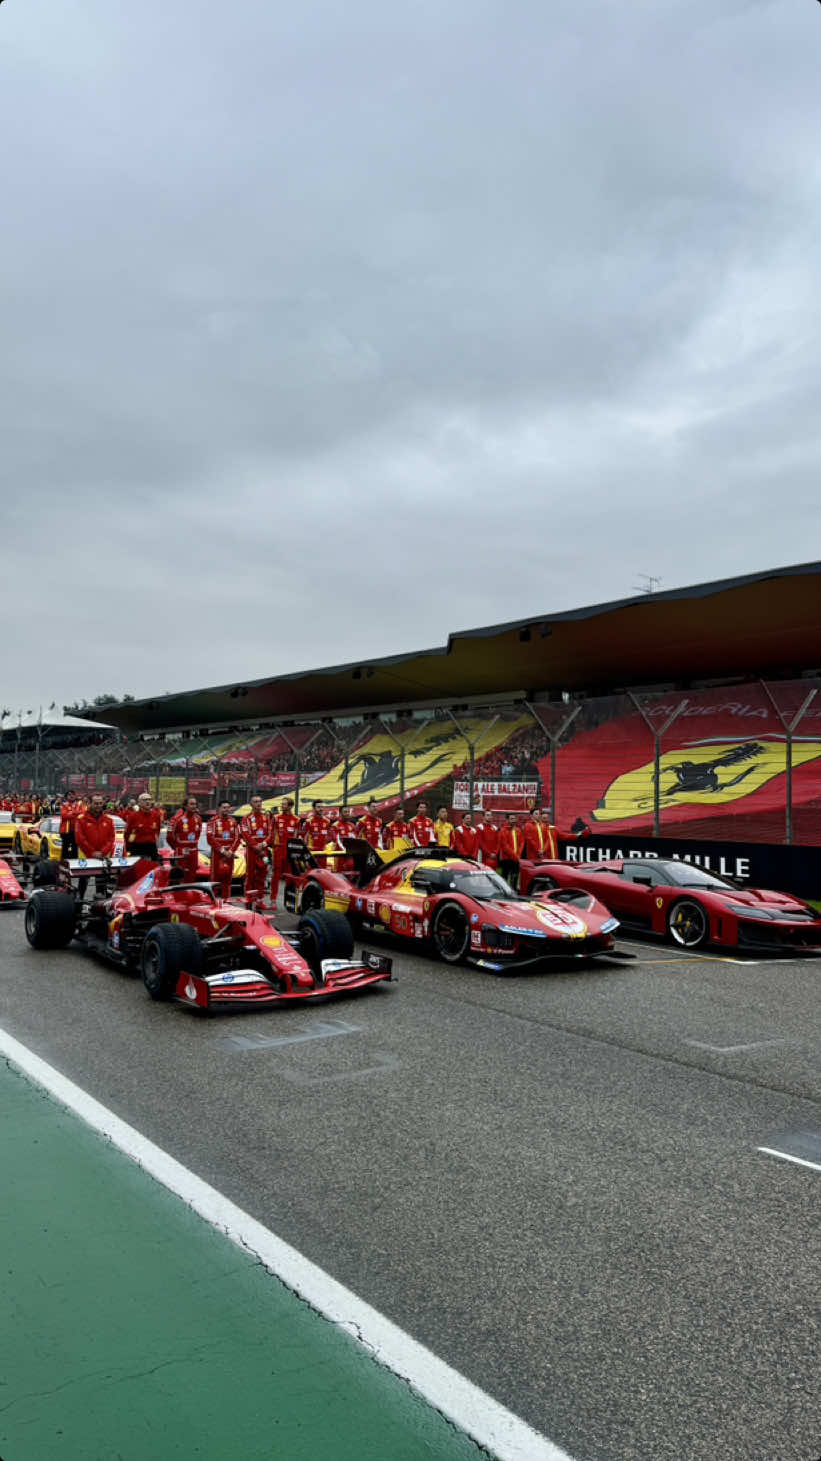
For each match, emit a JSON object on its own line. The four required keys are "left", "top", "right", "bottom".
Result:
{"left": 1, "top": 907, "right": 819, "bottom": 1461}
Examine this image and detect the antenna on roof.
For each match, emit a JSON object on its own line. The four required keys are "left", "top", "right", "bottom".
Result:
{"left": 634, "top": 574, "right": 662, "bottom": 595}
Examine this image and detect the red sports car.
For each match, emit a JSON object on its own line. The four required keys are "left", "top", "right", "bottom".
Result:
{"left": 0, "top": 856, "right": 27, "bottom": 907}
{"left": 518, "top": 856, "right": 821, "bottom": 952}
{"left": 283, "top": 840, "right": 620, "bottom": 971}
{"left": 24, "top": 855, "right": 393, "bottom": 1009}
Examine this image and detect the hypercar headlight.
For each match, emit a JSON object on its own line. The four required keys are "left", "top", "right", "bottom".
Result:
{"left": 601, "top": 917, "right": 619, "bottom": 933}
{"left": 724, "top": 903, "right": 777, "bottom": 921}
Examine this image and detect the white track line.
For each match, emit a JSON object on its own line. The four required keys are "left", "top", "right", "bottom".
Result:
{"left": 757, "top": 1146, "right": 821, "bottom": 1175}
{"left": 0, "top": 1026, "right": 572, "bottom": 1461}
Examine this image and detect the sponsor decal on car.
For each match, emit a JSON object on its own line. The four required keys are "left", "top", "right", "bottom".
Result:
{"left": 656, "top": 897, "right": 664, "bottom": 908}
{"left": 532, "top": 904, "right": 587, "bottom": 937}
{"left": 471, "top": 930, "right": 482, "bottom": 947}
{"left": 261, "top": 934, "right": 282, "bottom": 947}
{"left": 379, "top": 905, "right": 391, "bottom": 924}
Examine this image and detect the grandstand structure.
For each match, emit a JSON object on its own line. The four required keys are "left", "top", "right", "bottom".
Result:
{"left": 3, "top": 561, "right": 820, "bottom": 848}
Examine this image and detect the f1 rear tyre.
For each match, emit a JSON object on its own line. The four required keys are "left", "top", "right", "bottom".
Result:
{"left": 140, "top": 922, "right": 203, "bottom": 1001}
{"left": 299, "top": 882, "right": 324, "bottom": 914}
{"left": 33, "top": 859, "right": 59, "bottom": 887}
{"left": 24, "top": 891, "right": 77, "bottom": 949}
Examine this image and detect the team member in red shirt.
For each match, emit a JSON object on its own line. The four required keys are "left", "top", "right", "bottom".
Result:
{"left": 271, "top": 799, "right": 301, "bottom": 901}
{"left": 207, "top": 802, "right": 241, "bottom": 899}
{"left": 523, "top": 808, "right": 589, "bottom": 861}
{"left": 302, "top": 801, "right": 332, "bottom": 852}
{"left": 382, "top": 806, "right": 411, "bottom": 850}
{"left": 477, "top": 813, "right": 500, "bottom": 869}
{"left": 453, "top": 812, "right": 480, "bottom": 859}
{"left": 76, "top": 795, "right": 117, "bottom": 858}
{"left": 58, "top": 794, "right": 82, "bottom": 860}
{"left": 498, "top": 814, "right": 525, "bottom": 888}
{"left": 240, "top": 795, "right": 274, "bottom": 900}
{"left": 167, "top": 797, "right": 203, "bottom": 880}
{"left": 356, "top": 800, "right": 382, "bottom": 849}
{"left": 330, "top": 805, "right": 358, "bottom": 846}
{"left": 407, "top": 800, "right": 435, "bottom": 848}
{"left": 125, "top": 793, "right": 163, "bottom": 860}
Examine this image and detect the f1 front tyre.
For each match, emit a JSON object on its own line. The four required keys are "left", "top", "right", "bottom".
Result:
{"left": 298, "top": 908, "right": 354, "bottom": 978}
{"left": 140, "top": 922, "right": 203, "bottom": 1000}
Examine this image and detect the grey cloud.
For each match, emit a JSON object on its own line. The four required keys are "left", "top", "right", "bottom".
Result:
{"left": 2, "top": 0, "right": 820, "bottom": 708}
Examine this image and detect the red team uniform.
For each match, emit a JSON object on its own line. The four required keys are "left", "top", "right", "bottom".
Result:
{"left": 407, "top": 814, "right": 435, "bottom": 848}
{"left": 167, "top": 809, "right": 203, "bottom": 880}
{"left": 453, "top": 821, "right": 480, "bottom": 858}
{"left": 356, "top": 813, "right": 382, "bottom": 849}
{"left": 478, "top": 819, "right": 500, "bottom": 869}
{"left": 206, "top": 814, "right": 241, "bottom": 899}
{"left": 302, "top": 813, "right": 332, "bottom": 850}
{"left": 240, "top": 810, "right": 274, "bottom": 899}
{"left": 330, "top": 816, "right": 357, "bottom": 847}
{"left": 75, "top": 810, "right": 117, "bottom": 859}
{"left": 124, "top": 807, "right": 163, "bottom": 855}
{"left": 272, "top": 808, "right": 301, "bottom": 899}
{"left": 382, "top": 816, "right": 411, "bottom": 850}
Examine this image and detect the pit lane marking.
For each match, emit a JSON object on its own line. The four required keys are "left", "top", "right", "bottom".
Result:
{"left": 274, "top": 1052, "right": 401, "bottom": 1086}
{"left": 0, "top": 1025, "right": 571, "bottom": 1461}
{"left": 217, "top": 1017, "right": 359, "bottom": 1052}
{"left": 686, "top": 1039, "right": 786, "bottom": 1055}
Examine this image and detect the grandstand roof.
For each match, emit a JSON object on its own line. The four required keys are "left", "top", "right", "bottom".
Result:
{"left": 91, "top": 560, "right": 821, "bottom": 735}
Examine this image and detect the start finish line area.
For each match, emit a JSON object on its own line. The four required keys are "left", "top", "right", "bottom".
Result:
{"left": 0, "top": 1057, "right": 496, "bottom": 1461}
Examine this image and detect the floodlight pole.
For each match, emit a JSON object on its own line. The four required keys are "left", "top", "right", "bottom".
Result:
{"left": 525, "top": 702, "right": 581, "bottom": 819}
{"left": 628, "top": 694, "right": 689, "bottom": 837}
{"left": 760, "top": 682, "right": 817, "bottom": 845}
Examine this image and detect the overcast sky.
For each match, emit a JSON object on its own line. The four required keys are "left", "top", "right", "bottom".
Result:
{"left": 2, "top": 0, "right": 820, "bottom": 713}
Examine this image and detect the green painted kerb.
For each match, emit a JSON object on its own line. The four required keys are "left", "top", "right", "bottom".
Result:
{"left": 0, "top": 1060, "right": 486, "bottom": 1461}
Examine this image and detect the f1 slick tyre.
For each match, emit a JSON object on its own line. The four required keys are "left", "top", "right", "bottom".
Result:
{"left": 32, "top": 859, "right": 58, "bottom": 888}
{"left": 25, "top": 890, "right": 77, "bottom": 950}
{"left": 140, "top": 922, "right": 203, "bottom": 1001}
{"left": 298, "top": 908, "right": 354, "bottom": 979}
{"left": 667, "top": 899, "right": 709, "bottom": 949}
{"left": 299, "top": 881, "right": 324, "bottom": 914}
{"left": 431, "top": 901, "right": 470, "bottom": 964}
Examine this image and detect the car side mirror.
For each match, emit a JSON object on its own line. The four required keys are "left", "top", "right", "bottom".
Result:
{"left": 633, "top": 875, "right": 653, "bottom": 886}
{"left": 412, "top": 877, "right": 431, "bottom": 893}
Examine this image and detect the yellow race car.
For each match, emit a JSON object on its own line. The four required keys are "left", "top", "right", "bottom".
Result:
{"left": 15, "top": 815, "right": 63, "bottom": 860}
{"left": 18, "top": 814, "right": 128, "bottom": 862}
{"left": 0, "top": 811, "right": 18, "bottom": 853}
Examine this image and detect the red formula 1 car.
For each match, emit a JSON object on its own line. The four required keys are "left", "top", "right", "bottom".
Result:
{"left": 24, "top": 857, "right": 393, "bottom": 1009}
{"left": 0, "top": 856, "right": 27, "bottom": 907}
{"left": 283, "top": 840, "right": 621, "bottom": 971}
{"left": 518, "top": 856, "right": 821, "bottom": 953}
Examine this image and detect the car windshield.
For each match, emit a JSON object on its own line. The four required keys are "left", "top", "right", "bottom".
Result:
{"left": 41, "top": 818, "right": 60, "bottom": 833}
{"left": 658, "top": 861, "right": 736, "bottom": 891}
{"left": 449, "top": 870, "right": 518, "bottom": 900}
{"left": 0, "top": 812, "right": 13, "bottom": 824}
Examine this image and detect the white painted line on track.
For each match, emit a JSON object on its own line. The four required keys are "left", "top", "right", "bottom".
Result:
{"left": 0, "top": 1025, "right": 573, "bottom": 1461}
{"left": 757, "top": 1146, "right": 821, "bottom": 1175}
{"left": 686, "top": 1039, "right": 786, "bottom": 1054}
